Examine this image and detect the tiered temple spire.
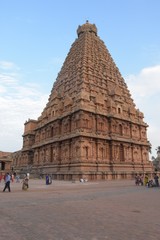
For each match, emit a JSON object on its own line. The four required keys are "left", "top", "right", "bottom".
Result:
{"left": 12, "top": 22, "right": 152, "bottom": 180}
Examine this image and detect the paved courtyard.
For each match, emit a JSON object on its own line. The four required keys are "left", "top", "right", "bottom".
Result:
{"left": 0, "top": 179, "right": 160, "bottom": 240}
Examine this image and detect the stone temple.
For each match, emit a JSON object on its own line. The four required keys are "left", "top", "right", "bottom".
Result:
{"left": 12, "top": 21, "right": 153, "bottom": 180}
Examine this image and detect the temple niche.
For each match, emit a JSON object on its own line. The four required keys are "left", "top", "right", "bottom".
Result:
{"left": 12, "top": 21, "right": 153, "bottom": 180}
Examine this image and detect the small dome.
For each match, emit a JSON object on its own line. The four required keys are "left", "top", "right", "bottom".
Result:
{"left": 77, "top": 20, "right": 97, "bottom": 37}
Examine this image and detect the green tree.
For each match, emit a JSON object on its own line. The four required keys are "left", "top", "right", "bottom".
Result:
{"left": 153, "top": 146, "right": 160, "bottom": 171}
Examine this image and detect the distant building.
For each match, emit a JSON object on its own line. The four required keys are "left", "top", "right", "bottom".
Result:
{"left": 0, "top": 151, "right": 12, "bottom": 173}
{"left": 12, "top": 21, "right": 153, "bottom": 180}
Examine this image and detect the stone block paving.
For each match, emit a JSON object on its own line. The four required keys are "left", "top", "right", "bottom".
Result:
{"left": 0, "top": 179, "right": 160, "bottom": 240}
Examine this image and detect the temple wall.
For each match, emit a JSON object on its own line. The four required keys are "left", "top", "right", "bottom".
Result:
{"left": 23, "top": 111, "right": 149, "bottom": 147}
{"left": 16, "top": 109, "right": 151, "bottom": 173}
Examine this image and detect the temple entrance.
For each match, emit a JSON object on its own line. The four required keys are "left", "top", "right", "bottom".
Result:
{"left": 0, "top": 161, "right": 5, "bottom": 170}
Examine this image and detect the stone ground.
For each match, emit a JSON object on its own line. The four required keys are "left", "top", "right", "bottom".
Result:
{"left": 0, "top": 179, "right": 160, "bottom": 240}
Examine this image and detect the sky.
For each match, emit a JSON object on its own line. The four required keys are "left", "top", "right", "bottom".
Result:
{"left": 0, "top": 0, "right": 160, "bottom": 157}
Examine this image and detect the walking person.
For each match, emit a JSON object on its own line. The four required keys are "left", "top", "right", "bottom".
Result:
{"left": 49, "top": 175, "right": 52, "bottom": 184}
{"left": 154, "top": 173, "right": 159, "bottom": 187}
{"left": 135, "top": 174, "right": 139, "bottom": 185}
{"left": 46, "top": 174, "right": 49, "bottom": 185}
{"left": 3, "top": 173, "right": 11, "bottom": 192}
{"left": 144, "top": 173, "right": 149, "bottom": 186}
{"left": 22, "top": 174, "right": 29, "bottom": 190}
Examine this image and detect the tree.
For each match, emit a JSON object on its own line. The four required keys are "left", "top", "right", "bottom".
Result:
{"left": 153, "top": 146, "right": 160, "bottom": 171}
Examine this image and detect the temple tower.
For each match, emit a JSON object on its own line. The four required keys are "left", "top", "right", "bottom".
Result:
{"left": 12, "top": 21, "right": 153, "bottom": 180}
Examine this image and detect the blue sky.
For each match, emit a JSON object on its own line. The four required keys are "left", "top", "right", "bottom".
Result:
{"left": 0, "top": 0, "right": 160, "bottom": 157}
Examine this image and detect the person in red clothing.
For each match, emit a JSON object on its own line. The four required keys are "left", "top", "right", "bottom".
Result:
{"left": 0, "top": 173, "right": 3, "bottom": 183}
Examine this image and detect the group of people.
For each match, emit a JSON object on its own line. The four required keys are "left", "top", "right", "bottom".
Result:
{"left": 79, "top": 178, "right": 88, "bottom": 183}
{"left": 135, "top": 173, "right": 159, "bottom": 187}
{"left": 1, "top": 171, "right": 159, "bottom": 191}
{"left": 0, "top": 172, "right": 16, "bottom": 183}
{"left": 1, "top": 172, "right": 30, "bottom": 192}
{"left": 2, "top": 172, "right": 54, "bottom": 192}
{"left": 45, "top": 174, "right": 52, "bottom": 185}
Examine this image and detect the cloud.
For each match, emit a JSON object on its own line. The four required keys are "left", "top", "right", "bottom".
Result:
{"left": 126, "top": 65, "right": 160, "bottom": 98}
{"left": 0, "top": 61, "right": 20, "bottom": 71}
{"left": 0, "top": 61, "right": 48, "bottom": 152}
{"left": 126, "top": 65, "right": 160, "bottom": 157}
